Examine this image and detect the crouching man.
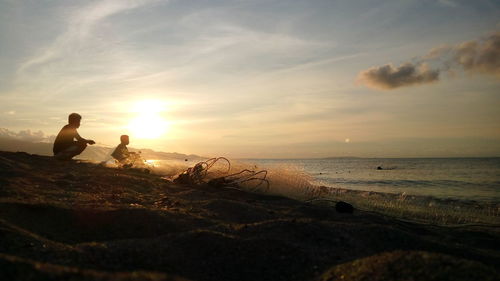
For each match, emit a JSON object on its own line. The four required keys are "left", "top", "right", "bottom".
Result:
{"left": 53, "top": 113, "right": 95, "bottom": 160}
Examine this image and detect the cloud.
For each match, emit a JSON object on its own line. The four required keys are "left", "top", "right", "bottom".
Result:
{"left": 358, "top": 63, "right": 439, "bottom": 90}
{"left": 423, "top": 45, "right": 452, "bottom": 59}
{"left": 359, "top": 31, "right": 500, "bottom": 90}
{"left": 14, "top": 0, "right": 336, "bottom": 100}
{"left": 454, "top": 32, "right": 500, "bottom": 77}
{"left": 18, "top": 0, "right": 161, "bottom": 73}
{"left": 0, "top": 128, "right": 55, "bottom": 143}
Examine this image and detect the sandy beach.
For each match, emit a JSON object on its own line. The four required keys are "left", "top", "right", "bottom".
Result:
{"left": 0, "top": 151, "right": 499, "bottom": 281}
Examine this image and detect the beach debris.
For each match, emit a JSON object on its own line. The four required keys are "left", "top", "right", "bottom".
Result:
{"left": 173, "top": 157, "right": 269, "bottom": 192}
{"left": 335, "top": 201, "right": 354, "bottom": 213}
{"left": 304, "top": 198, "right": 355, "bottom": 214}
{"left": 377, "top": 166, "right": 396, "bottom": 170}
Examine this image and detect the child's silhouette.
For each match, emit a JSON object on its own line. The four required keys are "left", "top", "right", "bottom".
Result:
{"left": 111, "top": 135, "right": 139, "bottom": 167}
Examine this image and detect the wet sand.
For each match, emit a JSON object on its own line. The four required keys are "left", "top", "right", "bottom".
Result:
{"left": 0, "top": 151, "right": 498, "bottom": 281}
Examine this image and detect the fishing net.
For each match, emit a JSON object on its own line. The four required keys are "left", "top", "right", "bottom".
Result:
{"left": 172, "top": 157, "right": 269, "bottom": 192}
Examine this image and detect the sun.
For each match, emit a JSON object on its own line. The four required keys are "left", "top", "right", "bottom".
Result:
{"left": 127, "top": 100, "right": 168, "bottom": 139}
{"left": 128, "top": 115, "right": 167, "bottom": 139}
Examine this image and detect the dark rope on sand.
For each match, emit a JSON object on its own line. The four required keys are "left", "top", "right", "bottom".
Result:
{"left": 173, "top": 157, "right": 269, "bottom": 192}
{"left": 215, "top": 169, "right": 269, "bottom": 192}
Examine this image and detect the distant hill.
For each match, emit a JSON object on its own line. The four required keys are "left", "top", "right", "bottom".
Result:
{"left": 0, "top": 137, "right": 203, "bottom": 162}
{"left": 0, "top": 137, "right": 53, "bottom": 156}
{"left": 129, "top": 148, "right": 204, "bottom": 161}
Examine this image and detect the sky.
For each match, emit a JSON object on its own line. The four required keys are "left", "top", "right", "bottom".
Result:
{"left": 0, "top": 0, "right": 499, "bottom": 158}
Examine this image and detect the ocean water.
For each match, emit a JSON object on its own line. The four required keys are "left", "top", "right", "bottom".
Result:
{"left": 242, "top": 158, "right": 500, "bottom": 203}
{"left": 150, "top": 156, "right": 500, "bottom": 224}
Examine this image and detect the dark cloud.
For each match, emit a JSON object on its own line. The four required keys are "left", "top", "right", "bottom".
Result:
{"left": 359, "top": 31, "right": 500, "bottom": 90}
{"left": 454, "top": 32, "right": 500, "bottom": 77}
{"left": 358, "top": 63, "right": 439, "bottom": 90}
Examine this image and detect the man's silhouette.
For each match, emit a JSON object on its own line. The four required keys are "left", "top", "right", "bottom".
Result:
{"left": 53, "top": 113, "right": 95, "bottom": 160}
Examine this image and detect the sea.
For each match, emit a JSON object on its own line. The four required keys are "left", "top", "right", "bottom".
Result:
{"left": 240, "top": 157, "right": 500, "bottom": 203}
{"left": 155, "top": 157, "right": 500, "bottom": 203}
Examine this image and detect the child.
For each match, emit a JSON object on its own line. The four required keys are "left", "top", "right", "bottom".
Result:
{"left": 111, "top": 135, "right": 138, "bottom": 167}
{"left": 53, "top": 113, "right": 95, "bottom": 160}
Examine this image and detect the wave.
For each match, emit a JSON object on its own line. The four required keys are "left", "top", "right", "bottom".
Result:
{"left": 322, "top": 178, "right": 500, "bottom": 190}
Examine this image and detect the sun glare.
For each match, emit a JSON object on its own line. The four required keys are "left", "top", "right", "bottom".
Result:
{"left": 127, "top": 100, "right": 168, "bottom": 139}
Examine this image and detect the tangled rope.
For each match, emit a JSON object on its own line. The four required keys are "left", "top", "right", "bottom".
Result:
{"left": 173, "top": 157, "right": 269, "bottom": 192}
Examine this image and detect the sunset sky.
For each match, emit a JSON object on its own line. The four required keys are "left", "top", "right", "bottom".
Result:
{"left": 1, "top": 0, "right": 499, "bottom": 158}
